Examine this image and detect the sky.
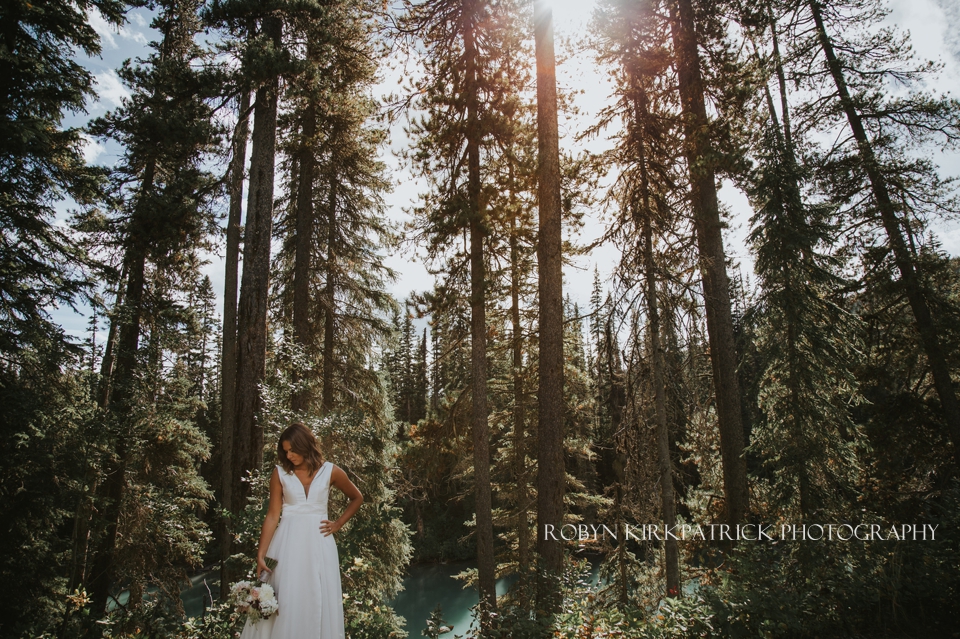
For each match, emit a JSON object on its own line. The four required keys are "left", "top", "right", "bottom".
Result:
{"left": 53, "top": 0, "right": 960, "bottom": 343}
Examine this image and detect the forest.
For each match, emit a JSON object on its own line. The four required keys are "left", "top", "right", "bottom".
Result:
{"left": 2, "top": 0, "right": 960, "bottom": 637}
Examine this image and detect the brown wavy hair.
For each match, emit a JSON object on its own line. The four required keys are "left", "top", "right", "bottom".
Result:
{"left": 277, "top": 422, "right": 324, "bottom": 475}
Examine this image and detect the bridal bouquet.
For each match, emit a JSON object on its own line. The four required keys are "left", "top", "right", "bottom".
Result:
{"left": 229, "top": 580, "right": 279, "bottom": 623}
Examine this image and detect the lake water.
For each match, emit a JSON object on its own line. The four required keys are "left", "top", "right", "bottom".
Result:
{"left": 390, "top": 562, "right": 517, "bottom": 636}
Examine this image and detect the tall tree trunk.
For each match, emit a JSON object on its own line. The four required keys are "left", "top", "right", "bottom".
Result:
{"left": 510, "top": 204, "right": 530, "bottom": 609}
{"left": 321, "top": 180, "right": 337, "bottom": 415}
{"left": 643, "top": 215, "right": 680, "bottom": 595}
{"left": 757, "top": 19, "right": 814, "bottom": 519}
{"left": 88, "top": 156, "right": 155, "bottom": 610}
{"left": 766, "top": 5, "right": 794, "bottom": 157}
{"left": 809, "top": 0, "right": 960, "bottom": 465}
{"left": 219, "top": 90, "right": 250, "bottom": 597}
{"left": 534, "top": 0, "right": 565, "bottom": 614}
{"left": 633, "top": 85, "right": 680, "bottom": 594}
{"left": 292, "top": 102, "right": 316, "bottom": 413}
{"left": 69, "top": 267, "right": 127, "bottom": 599}
{"left": 67, "top": 473, "right": 97, "bottom": 595}
{"left": 668, "top": 0, "right": 749, "bottom": 528}
{"left": 96, "top": 262, "right": 127, "bottom": 409}
{"left": 233, "top": 15, "right": 282, "bottom": 510}
{"left": 464, "top": 0, "right": 497, "bottom": 616}
{"left": 615, "top": 483, "right": 627, "bottom": 605}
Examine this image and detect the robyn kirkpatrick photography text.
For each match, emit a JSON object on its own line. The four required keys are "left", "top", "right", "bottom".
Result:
{"left": 543, "top": 523, "right": 941, "bottom": 542}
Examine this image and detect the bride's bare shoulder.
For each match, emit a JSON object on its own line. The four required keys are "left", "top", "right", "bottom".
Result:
{"left": 270, "top": 466, "right": 285, "bottom": 492}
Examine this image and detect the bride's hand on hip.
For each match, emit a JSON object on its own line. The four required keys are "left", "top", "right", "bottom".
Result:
{"left": 320, "top": 519, "right": 341, "bottom": 536}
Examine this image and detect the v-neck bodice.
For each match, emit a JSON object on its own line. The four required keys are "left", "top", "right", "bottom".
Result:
{"left": 277, "top": 462, "right": 332, "bottom": 517}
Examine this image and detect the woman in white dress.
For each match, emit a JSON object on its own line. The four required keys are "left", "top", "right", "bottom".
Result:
{"left": 240, "top": 422, "right": 363, "bottom": 639}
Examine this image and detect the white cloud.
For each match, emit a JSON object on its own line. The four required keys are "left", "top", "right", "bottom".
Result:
{"left": 130, "top": 11, "right": 148, "bottom": 28}
{"left": 80, "top": 134, "right": 106, "bottom": 164}
{"left": 888, "top": 0, "right": 960, "bottom": 83}
{"left": 94, "top": 69, "right": 130, "bottom": 109}
{"left": 86, "top": 8, "right": 149, "bottom": 51}
{"left": 933, "top": 0, "right": 960, "bottom": 65}
{"left": 87, "top": 9, "right": 119, "bottom": 50}
{"left": 126, "top": 29, "right": 149, "bottom": 46}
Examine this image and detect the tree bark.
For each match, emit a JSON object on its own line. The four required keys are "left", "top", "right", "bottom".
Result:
{"left": 233, "top": 15, "right": 282, "bottom": 511}
{"left": 464, "top": 0, "right": 497, "bottom": 616}
{"left": 292, "top": 102, "right": 316, "bottom": 413}
{"left": 668, "top": 0, "right": 749, "bottom": 528}
{"left": 70, "top": 267, "right": 127, "bottom": 597}
{"left": 219, "top": 90, "right": 250, "bottom": 597}
{"left": 756, "top": 23, "right": 814, "bottom": 519}
{"left": 96, "top": 262, "right": 127, "bottom": 410}
{"left": 510, "top": 203, "right": 530, "bottom": 609}
{"left": 633, "top": 84, "right": 680, "bottom": 596}
{"left": 290, "top": 103, "right": 317, "bottom": 412}
{"left": 534, "top": 0, "right": 565, "bottom": 614}
{"left": 88, "top": 158, "right": 155, "bottom": 611}
{"left": 616, "top": 483, "right": 627, "bottom": 605}
{"left": 809, "top": 0, "right": 960, "bottom": 466}
{"left": 321, "top": 180, "right": 337, "bottom": 415}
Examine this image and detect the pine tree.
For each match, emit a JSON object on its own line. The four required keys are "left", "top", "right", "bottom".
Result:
{"left": 273, "top": 0, "right": 395, "bottom": 416}
{"left": 484, "top": 31, "right": 539, "bottom": 603}
{"left": 394, "top": 285, "right": 474, "bottom": 566}
{"left": 395, "top": 311, "right": 416, "bottom": 423}
{"left": 592, "top": 0, "right": 691, "bottom": 596}
{"left": 735, "top": 0, "right": 863, "bottom": 522}
{"left": 533, "top": 2, "right": 564, "bottom": 614}
{"left": 386, "top": 313, "right": 429, "bottom": 426}
{"left": 666, "top": 0, "right": 750, "bottom": 527}
{"left": 532, "top": 0, "right": 565, "bottom": 611}
{"left": 399, "top": 0, "right": 507, "bottom": 614}
{"left": 413, "top": 329, "right": 429, "bottom": 423}
{"left": 784, "top": 0, "right": 960, "bottom": 465}
{"left": 0, "top": 0, "right": 123, "bottom": 359}
{"left": 205, "top": 0, "right": 309, "bottom": 520}
{"left": 0, "top": 349, "right": 106, "bottom": 636}
{"left": 218, "top": 87, "right": 250, "bottom": 600}
{"left": 562, "top": 299, "right": 601, "bottom": 525}
{"left": 82, "top": 0, "right": 221, "bottom": 611}
{"left": 231, "top": 9, "right": 283, "bottom": 516}
{"left": 311, "top": 79, "right": 396, "bottom": 415}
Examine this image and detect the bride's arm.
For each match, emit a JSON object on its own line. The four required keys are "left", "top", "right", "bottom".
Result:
{"left": 256, "top": 467, "right": 283, "bottom": 576}
{"left": 320, "top": 466, "right": 363, "bottom": 536}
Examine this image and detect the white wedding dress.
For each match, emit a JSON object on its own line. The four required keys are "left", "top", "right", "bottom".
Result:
{"left": 240, "top": 461, "right": 344, "bottom": 639}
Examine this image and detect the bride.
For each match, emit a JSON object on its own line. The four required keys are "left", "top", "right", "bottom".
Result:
{"left": 240, "top": 422, "right": 363, "bottom": 639}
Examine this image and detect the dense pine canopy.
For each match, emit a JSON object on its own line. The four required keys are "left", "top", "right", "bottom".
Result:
{"left": 0, "top": 0, "right": 124, "bottom": 355}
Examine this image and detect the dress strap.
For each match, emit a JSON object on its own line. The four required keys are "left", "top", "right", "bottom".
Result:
{"left": 275, "top": 465, "right": 289, "bottom": 489}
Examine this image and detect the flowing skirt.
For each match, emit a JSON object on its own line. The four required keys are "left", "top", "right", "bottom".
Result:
{"left": 239, "top": 513, "right": 344, "bottom": 639}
